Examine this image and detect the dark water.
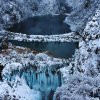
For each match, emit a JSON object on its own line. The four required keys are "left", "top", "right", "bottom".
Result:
{"left": 9, "top": 40, "right": 78, "bottom": 59}
{"left": 7, "top": 15, "right": 71, "bottom": 35}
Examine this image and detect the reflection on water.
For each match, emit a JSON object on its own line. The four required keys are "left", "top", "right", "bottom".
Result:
{"left": 7, "top": 15, "right": 71, "bottom": 35}
{"left": 9, "top": 40, "right": 78, "bottom": 59}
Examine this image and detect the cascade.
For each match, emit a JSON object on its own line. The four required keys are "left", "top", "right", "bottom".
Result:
{"left": 3, "top": 65, "right": 62, "bottom": 100}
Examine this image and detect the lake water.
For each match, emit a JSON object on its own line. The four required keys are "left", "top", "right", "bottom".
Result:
{"left": 9, "top": 40, "right": 78, "bottom": 59}
{"left": 7, "top": 15, "right": 71, "bottom": 35}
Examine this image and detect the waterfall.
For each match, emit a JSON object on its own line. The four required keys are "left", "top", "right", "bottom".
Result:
{"left": 3, "top": 65, "right": 62, "bottom": 100}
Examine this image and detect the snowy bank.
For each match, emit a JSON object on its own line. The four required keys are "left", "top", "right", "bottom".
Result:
{"left": 6, "top": 31, "right": 80, "bottom": 42}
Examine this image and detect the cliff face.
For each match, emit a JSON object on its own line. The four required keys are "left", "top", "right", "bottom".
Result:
{"left": 54, "top": 2, "right": 100, "bottom": 100}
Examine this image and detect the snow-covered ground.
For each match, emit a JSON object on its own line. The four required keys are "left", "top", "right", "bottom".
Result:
{"left": 0, "top": 77, "right": 42, "bottom": 100}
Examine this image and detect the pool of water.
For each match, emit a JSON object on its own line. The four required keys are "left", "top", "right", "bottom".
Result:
{"left": 9, "top": 40, "right": 78, "bottom": 59}
{"left": 7, "top": 15, "right": 71, "bottom": 35}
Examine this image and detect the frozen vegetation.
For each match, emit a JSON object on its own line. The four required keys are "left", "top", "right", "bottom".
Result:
{"left": 0, "top": 77, "right": 41, "bottom": 100}
{"left": 54, "top": 7, "right": 100, "bottom": 100}
{"left": 0, "top": 0, "right": 100, "bottom": 100}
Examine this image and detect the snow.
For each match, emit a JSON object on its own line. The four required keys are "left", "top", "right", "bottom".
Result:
{"left": 54, "top": 8, "right": 100, "bottom": 100}
{"left": 83, "top": 9, "right": 100, "bottom": 40}
{"left": 64, "top": 17, "right": 80, "bottom": 31}
{"left": 37, "top": 0, "right": 58, "bottom": 15}
{"left": 0, "top": 0, "right": 73, "bottom": 30}
{"left": 0, "top": 0, "right": 100, "bottom": 100}
{"left": 6, "top": 31, "right": 80, "bottom": 42}
{"left": 0, "top": 46, "right": 64, "bottom": 80}
{"left": 0, "top": 46, "right": 64, "bottom": 100}
{"left": 65, "top": 0, "right": 85, "bottom": 9}
{"left": 0, "top": 76, "right": 41, "bottom": 100}
{"left": 64, "top": 0, "right": 100, "bottom": 33}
